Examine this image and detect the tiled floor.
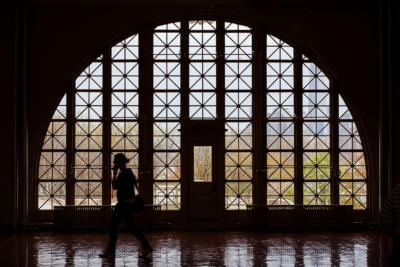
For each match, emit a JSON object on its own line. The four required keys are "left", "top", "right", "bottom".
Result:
{"left": 0, "top": 231, "right": 391, "bottom": 266}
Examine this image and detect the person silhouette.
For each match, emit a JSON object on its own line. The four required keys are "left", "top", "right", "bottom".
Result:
{"left": 99, "top": 153, "right": 152, "bottom": 258}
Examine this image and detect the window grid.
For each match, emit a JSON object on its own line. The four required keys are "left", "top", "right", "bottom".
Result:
{"left": 266, "top": 34, "right": 295, "bottom": 206}
{"left": 224, "top": 23, "right": 253, "bottom": 210}
{"left": 301, "top": 59, "right": 331, "bottom": 206}
{"left": 38, "top": 95, "right": 67, "bottom": 210}
{"left": 37, "top": 20, "right": 368, "bottom": 212}
{"left": 189, "top": 20, "right": 217, "bottom": 119}
{"left": 74, "top": 61, "right": 104, "bottom": 206}
{"left": 153, "top": 25, "right": 182, "bottom": 210}
{"left": 338, "top": 96, "right": 367, "bottom": 210}
{"left": 111, "top": 34, "right": 140, "bottom": 204}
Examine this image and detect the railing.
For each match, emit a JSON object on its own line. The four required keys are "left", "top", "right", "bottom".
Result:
{"left": 247, "top": 204, "right": 353, "bottom": 211}
{"left": 54, "top": 205, "right": 161, "bottom": 228}
{"left": 246, "top": 204, "right": 354, "bottom": 227}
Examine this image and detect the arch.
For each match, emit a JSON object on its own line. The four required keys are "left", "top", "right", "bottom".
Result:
{"left": 36, "top": 19, "right": 368, "bottom": 214}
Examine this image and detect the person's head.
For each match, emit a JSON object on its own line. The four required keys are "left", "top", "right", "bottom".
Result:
{"left": 113, "top": 153, "right": 129, "bottom": 169}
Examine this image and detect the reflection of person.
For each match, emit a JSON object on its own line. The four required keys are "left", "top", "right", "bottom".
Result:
{"left": 99, "top": 153, "right": 152, "bottom": 258}
{"left": 380, "top": 184, "right": 400, "bottom": 266}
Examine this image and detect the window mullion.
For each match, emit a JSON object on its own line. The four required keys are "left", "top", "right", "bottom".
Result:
{"left": 103, "top": 48, "right": 112, "bottom": 205}
{"left": 141, "top": 28, "right": 154, "bottom": 205}
{"left": 216, "top": 19, "right": 224, "bottom": 120}
{"left": 254, "top": 25, "right": 265, "bottom": 206}
{"left": 181, "top": 20, "right": 189, "bottom": 212}
{"left": 294, "top": 48, "right": 303, "bottom": 205}
{"left": 181, "top": 20, "right": 189, "bottom": 120}
{"left": 331, "top": 81, "right": 339, "bottom": 205}
{"left": 66, "top": 83, "right": 75, "bottom": 206}
{"left": 216, "top": 19, "right": 225, "bottom": 212}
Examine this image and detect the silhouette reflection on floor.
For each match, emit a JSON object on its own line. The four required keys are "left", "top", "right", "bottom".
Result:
{"left": 0, "top": 231, "right": 389, "bottom": 266}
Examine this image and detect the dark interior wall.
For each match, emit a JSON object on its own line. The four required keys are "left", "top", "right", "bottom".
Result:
{"left": 391, "top": 3, "right": 400, "bottom": 187}
{"left": 0, "top": 3, "right": 17, "bottom": 230}
{"left": 0, "top": 0, "right": 386, "bottom": 228}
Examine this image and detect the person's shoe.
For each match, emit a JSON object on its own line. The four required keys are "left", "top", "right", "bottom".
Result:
{"left": 99, "top": 250, "right": 115, "bottom": 258}
{"left": 139, "top": 246, "right": 153, "bottom": 258}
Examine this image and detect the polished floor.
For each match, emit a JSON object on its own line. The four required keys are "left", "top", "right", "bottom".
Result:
{"left": 0, "top": 231, "right": 391, "bottom": 266}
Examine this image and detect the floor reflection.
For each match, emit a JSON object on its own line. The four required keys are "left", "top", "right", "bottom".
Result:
{"left": 0, "top": 231, "right": 389, "bottom": 266}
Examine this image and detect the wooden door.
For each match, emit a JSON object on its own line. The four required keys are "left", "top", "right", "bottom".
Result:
{"left": 189, "top": 143, "right": 218, "bottom": 220}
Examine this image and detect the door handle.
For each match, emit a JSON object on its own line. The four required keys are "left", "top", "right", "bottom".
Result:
{"left": 212, "top": 181, "right": 216, "bottom": 192}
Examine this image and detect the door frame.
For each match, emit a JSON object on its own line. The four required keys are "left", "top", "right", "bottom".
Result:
{"left": 181, "top": 120, "right": 225, "bottom": 226}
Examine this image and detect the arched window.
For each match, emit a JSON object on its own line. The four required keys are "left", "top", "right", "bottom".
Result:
{"left": 36, "top": 20, "right": 367, "bottom": 213}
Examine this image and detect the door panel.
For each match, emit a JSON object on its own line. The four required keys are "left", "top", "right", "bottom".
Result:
{"left": 189, "top": 144, "right": 217, "bottom": 220}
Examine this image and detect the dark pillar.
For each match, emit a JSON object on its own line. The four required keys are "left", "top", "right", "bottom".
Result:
{"left": 378, "top": 0, "right": 392, "bottom": 209}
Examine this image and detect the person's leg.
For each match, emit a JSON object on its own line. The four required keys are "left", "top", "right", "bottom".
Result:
{"left": 123, "top": 203, "right": 150, "bottom": 249}
{"left": 107, "top": 203, "right": 123, "bottom": 252}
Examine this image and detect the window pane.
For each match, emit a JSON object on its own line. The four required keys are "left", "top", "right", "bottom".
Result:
{"left": 225, "top": 28, "right": 253, "bottom": 210}
{"left": 266, "top": 35, "right": 295, "bottom": 206}
{"left": 338, "top": 94, "right": 367, "bottom": 210}
{"left": 111, "top": 34, "right": 139, "bottom": 60}
{"left": 302, "top": 63, "right": 329, "bottom": 90}
{"left": 194, "top": 146, "right": 212, "bottom": 182}
{"left": 153, "top": 182, "right": 181, "bottom": 210}
{"left": 75, "top": 62, "right": 103, "bottom": 90}
{"left": 38, "top": 182, "right": 66, "bottom": 210}
{"left": 153, "top": 24, "right": 181, "bottom": 210}
{"left": 75, "top": 182, "right": 102, "bottom": 206}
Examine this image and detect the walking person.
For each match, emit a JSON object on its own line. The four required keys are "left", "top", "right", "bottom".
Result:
{"left": 99, "top": 153, "right": 152, "bottom": 258}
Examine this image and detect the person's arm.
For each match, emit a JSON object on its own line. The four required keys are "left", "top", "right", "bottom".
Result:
{"left": 111, "top": 166, "right": 119, "bottom": 190}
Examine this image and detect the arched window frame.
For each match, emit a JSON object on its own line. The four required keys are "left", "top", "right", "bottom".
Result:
{"left": 35, "top": 19, "right": 369, "bottom": 216}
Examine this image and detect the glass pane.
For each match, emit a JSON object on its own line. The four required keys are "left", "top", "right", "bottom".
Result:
{"left": 266, "top": 62, "right": 294, "bottom": 90}
{"left": 193, "top": 146, "right": 212, "bottom": 182}
{"left": 302, "top": 92, "right": 330, "bottom": 119}
{"left": 225, "top": 31, "right": 252, "bottom": 60}
{"left": 153, "top": 62, "right": 181, "bottom": 90}
{"left": 75, "top": 92, "right": 103, "bottom": 120}
{"left": 75, "top": 62, "right": 103, "bottom": 91}
{"left": 75, "top": 182, "right": 102, "bottom": 206}
{"left": 74, "top": 152, "right": 102, "bottom": 180}
{"left": 302, "top": 62, "right": 329, "bottom": 90}
{"left": 189, "top": 92, "right": 216, "bottom": 119}
{"left": 51, "top": 94, "right": 67, "bottom": 120}
{"left": 153, "top": 182, "right": 181, "bottom": 210}
{"left": 75, "top": 122, "right": 103, "bottom": 150}
{"left": 266, "top": 34, "right": 294, "bottom": 60}
{"left": 338, "top": 94, "right": 367, "bottom": 210}
{"left": 189, "top": 21, "right": 216, "bottom": 60}
{"left": 303, "top": 182, "right": 331, "bottom": 205}
{"left": 225, "top": 152, "right": 252, "bottom": 181}
{"left": 153, "top": 152, "right": 181, "bottom": 181}
{"left": 38, "top": 182, "right": 66, "bottom": 210}
{"left": 189, "top": 62, "right": 216, "bottom": 90}
{"left": 39, "top": 152, "right": 67, "bottom": 180}
{"left": 225, "top": 182, "right": 252, "bottom": 210}
{"left": 111, "top": 34, "right": 139, "bottom": 60}
{"left": 225, "top": 62, "right": 252, "bottom": 90}
{"left": 112, "top": 62, "right": 139, "bottom": 90}
{"left": 267, "top": 182, "right": 294, "bottom": 205}
{"left": 303, "top": 152, "right": 330, "bottom": 180}
{"left": 153, "top": 31, "right": 181, "bottom": 60}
